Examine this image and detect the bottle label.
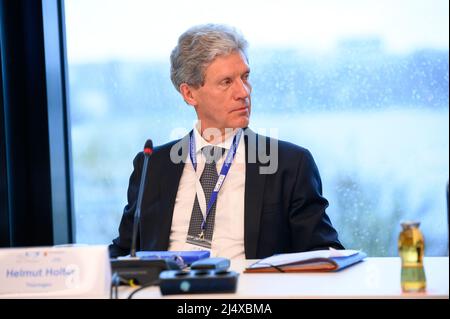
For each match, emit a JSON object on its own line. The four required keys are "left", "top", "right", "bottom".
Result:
{"left": 401, "top": 266, "right": 426, "bottom": 282}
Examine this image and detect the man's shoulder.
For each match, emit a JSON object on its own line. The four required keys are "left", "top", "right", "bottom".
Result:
{"left": 277, "top": 137, "right": 309, "bottom": 154}
{"left": 151, "top": 135, "right": 190, "bottom": 162}
{"left": 271, "top": 137, "right": 313, "bottom": 167}
{"left": 153, "top": 138, "right": 185, "bottom": 153}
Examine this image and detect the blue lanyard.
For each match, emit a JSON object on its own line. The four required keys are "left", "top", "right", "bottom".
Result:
{"left": 189, "top": 129, "right": 242, "bottom": 232}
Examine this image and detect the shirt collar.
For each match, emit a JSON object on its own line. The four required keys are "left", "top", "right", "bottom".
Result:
{"left": 193, "top": 122, "right": 240, "bottom": 154}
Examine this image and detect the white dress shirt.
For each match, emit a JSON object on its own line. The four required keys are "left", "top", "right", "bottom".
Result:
{"left": 168, "top": 125, "right": 246, "bottom": 259}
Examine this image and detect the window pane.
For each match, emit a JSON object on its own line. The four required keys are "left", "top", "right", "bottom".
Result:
{"left": 64, "top": 0, "right": 449, "bottom": 256}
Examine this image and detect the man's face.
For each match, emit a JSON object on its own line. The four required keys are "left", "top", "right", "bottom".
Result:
{"left": 188, "top": 50, "right": 252, "bottom": 133}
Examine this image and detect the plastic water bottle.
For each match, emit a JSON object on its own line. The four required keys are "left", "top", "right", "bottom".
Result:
{"left": 398, "top": 221, "right": 426, "bottom": 292}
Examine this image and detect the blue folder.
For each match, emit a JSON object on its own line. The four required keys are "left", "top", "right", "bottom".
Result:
{"left": 245, "top": 250, "right": 367, "bottom": 273}
{"left": 136, "top": 250, "right": 210, "bottom": 267}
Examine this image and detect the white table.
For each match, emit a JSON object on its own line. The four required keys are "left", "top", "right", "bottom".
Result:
{"left": 119, "top": 257, "right": 449, "bottom": 299}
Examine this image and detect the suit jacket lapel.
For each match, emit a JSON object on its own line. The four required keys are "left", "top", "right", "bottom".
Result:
{"left": 244, "top": 128, "right": 266, "bottom": 258}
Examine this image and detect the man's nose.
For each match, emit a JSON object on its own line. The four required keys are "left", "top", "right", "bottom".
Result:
{"left": 233, "top": 79, "right": 251, "bottom": 100}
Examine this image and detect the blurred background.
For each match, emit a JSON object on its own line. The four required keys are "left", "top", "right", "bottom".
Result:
{"left": 64, "top": 0, "right": 449, "bottom": 256}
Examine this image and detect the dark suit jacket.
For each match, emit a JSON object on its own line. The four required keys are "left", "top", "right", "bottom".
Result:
{"left": 109, "top": 128, "right": 343, "bottom": 259}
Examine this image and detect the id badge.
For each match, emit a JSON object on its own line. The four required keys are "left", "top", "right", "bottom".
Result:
{"left": 186, "top": 234, "right": 212, "bottom": 249}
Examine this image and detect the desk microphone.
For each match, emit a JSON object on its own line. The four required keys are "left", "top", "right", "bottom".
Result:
{"left": 110, "top": 139, "right": 179, "bottom": 286}
{"left": 130, "top": 139, "right": 153, "bottom": 257}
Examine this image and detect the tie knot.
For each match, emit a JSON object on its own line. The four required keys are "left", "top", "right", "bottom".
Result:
{"left": 202, "top": 146, "right": 225, "bottom": 164}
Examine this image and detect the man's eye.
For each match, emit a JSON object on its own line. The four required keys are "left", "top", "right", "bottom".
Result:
{"left": 221, "top": 79, "right": 232, "bottom": 86}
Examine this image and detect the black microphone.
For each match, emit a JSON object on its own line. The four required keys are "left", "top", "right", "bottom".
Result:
{"left": 130, "top": 139, "right": 153, "bottom": 257}
{"left": 110, "top": 139, "right": 179, "bottom": 287}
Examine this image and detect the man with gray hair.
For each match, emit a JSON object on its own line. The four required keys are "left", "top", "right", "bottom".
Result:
{"left": 110, "top": 24, "right": 343, "bottom": 259}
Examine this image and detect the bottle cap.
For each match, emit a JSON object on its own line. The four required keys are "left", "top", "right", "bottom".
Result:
{"left": 401, "top": 220, "right": 420, "bottom": 230}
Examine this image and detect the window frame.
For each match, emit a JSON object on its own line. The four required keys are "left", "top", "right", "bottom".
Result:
{"left": 0, "top": 0, "right": 74, "bottom": 246}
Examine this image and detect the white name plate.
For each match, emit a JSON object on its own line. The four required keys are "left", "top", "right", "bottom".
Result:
{"left": 0, "top": 245, "right": 111, "bottom": 298}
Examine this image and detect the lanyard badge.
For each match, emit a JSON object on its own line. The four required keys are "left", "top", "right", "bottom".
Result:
{"left": 188, "top": 129, "right": 242, "bottom": 242}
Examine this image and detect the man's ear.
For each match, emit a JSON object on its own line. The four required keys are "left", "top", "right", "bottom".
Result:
{"left": 179, "top": 83, "right": 197, "bottom": 106}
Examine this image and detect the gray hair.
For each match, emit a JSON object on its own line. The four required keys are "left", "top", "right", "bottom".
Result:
{"left": 170, "top": 24, "right": 249, "bottom": 92}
